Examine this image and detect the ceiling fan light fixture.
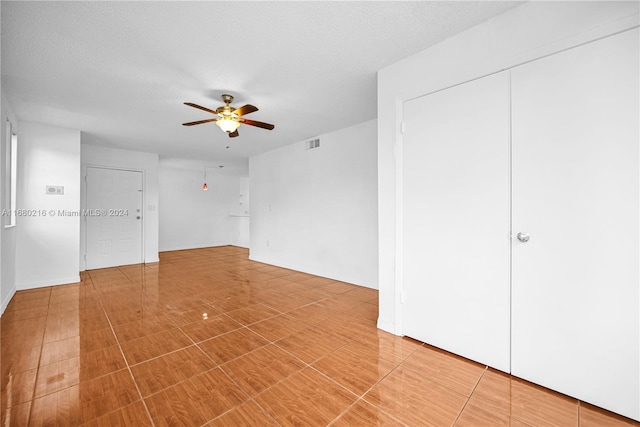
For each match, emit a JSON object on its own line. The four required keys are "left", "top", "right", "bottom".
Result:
{"left": 216, "top": 117, "right": 240, "bottom": 133}
{"left": 183, "top": 94, "right": 274, "bottom": 136}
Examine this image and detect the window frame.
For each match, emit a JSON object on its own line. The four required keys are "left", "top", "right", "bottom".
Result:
{"left": 4, "top": 118, "right": 17, "bottom": 228}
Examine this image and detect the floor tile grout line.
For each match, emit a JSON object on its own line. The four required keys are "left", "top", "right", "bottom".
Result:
{"left": 204, "top": 396, "right": 283, "bottom": 427}
{"left": 211, "top": 365, "right": 264, "bottom": 422}
{"left": 222, "top": 308, "right": 287, "bottom": 328}
{"left": 325, "top": 398, "right": 361, "bottom": 427}
{"left": 352, "top": 342, "right": 472, "bottom": 427}
{"left": 306, "top": 362, "right": 410, "bottom": 426}
{"left": 91, "top": 270, "right": 157, "bottom": 427}
{"left": 25, "top": 285, "right": 53, "bottom": 426}
{"left": 244, "top": 322, "right": 285, "bottom": 346}
{"left": 270, "top": 329, "right": 349, "bottom": 369}
{"left": 124, "top": 327, "right": 242, "bottom": 403}
{"left": 177, "top": 319, "right": 228, "bottom": 376}
{"left": 132, "top": 356, "right": 219, "bottom": 401}
{"left": 219, "top": 342, "right": 311, "bottom": 395}
{"left": 578, "top": 401, "right": 581, "bottom": 427}
{"left": 190, "top": 322, "right": 321, "bottom": 411}
{"left": 167, "top": 308, "right": 288, "bottom": 425}
{"left": 326, "top": 395, "right": 410, "bottom": 427}
{"left": 359, "top": 394, "right": 411, "bottom": 427}
{"left": 120, "top": 316, "right": 251, "bottom": 412}
{"left": 307, "top": 362, "right": 363, "bottom": 396}
{"left": 27, "top": 284, "right": 94, "bottom": 402}
{"left": 314, "top": 346, "right": 413, "bottom": 427}
{"left": 450, "top": 365, "right": 489, "bottom": 427}
{"left": 247, "top": 395, "right": 284, "bottom": 427}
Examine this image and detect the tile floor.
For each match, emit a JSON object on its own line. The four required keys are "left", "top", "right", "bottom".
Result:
{"left": 1, "top": 246, "right": 638, "bottom": 426}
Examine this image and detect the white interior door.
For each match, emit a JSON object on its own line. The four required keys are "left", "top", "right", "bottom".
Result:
{"left": 511, "top": 28, "right": 639, "bottom": 420}
{"left": 86, "top": 167, "right": 143, "bottom": 269}
{"left": 402, "top": 71, "right": 511, "bottom": 372}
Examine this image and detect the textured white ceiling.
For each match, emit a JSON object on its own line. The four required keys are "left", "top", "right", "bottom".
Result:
{"left": 1, "top": 1, "right": 522, "bottom": 166}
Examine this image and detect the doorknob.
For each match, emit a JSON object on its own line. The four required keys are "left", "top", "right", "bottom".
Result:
{"left": 517, "top": 232, "right": 530, "bottom": 242}
{"left": 136, "top": 216, "right": 141, "bottom": 220}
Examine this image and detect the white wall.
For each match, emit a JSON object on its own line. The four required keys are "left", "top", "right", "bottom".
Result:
{"left": 158, "top": 160, "right": 249, "bottom": 251}
{"left": 0, "top": 91, "right": 18, "bottom": 312}
{"left": 15, "top": 121, "right": 81, "bottom": 289}
{"left": 81, "top": 144, "right": 159, "bottom": 269}
{"left": 377, "top": 1, "right": 640, "bottom": 333}
{"left": 250, "top": 119, "right": 378, "bottom": 288}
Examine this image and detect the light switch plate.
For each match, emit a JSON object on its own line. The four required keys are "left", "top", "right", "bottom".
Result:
{"left": 46, "top": 185, "right": 64, "bottom": 195}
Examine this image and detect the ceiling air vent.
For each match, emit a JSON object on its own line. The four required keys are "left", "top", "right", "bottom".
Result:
{"left": 306, "top": 138, "right": 320, "bottom": 150}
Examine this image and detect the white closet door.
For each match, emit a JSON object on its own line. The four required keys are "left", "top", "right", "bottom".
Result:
{"left": 511, "top": 28, "right": 639, "bottom": 420}
{"left": 402, "top": 71, "right": 511, "bottom": 371}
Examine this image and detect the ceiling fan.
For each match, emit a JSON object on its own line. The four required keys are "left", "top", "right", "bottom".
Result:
{"left": 182, "top": 94, "right": 275, "bottom": 138}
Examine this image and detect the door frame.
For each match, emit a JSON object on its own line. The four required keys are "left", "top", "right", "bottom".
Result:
{"left": 81, "top": 165, "right": 146, "bottom": 270}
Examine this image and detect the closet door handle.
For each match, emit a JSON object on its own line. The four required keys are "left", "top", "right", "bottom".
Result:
{"left": 517, "top": 232, "right": 530, "bottom": 243}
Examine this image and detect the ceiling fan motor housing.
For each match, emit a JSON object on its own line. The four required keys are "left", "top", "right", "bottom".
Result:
{"left": 217, "top": 95, "right": 237, "bottom": 116}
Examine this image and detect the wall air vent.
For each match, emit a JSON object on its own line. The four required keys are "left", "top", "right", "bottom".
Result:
{"left": 306, "top": 138, "right": 320, "bottom": 150}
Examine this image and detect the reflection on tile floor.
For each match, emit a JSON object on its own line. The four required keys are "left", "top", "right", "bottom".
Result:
{"left": 1, "top": 246, "right": 638, "bottom": 426}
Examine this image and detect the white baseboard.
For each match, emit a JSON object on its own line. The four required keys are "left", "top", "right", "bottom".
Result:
{"left": 158, "top": 242, "right": 231, "bottom": 252}
{"left": 248, "top": 253, "right": 378, "bottom": 290}
{"left": 17, "top": 275, "right": 81, "bottom": 291}
{"left": 1, "top": 286, "right": 17, "bottom": 316}
{"left": 377, "top": 318, "right": 399, "bottom": 335}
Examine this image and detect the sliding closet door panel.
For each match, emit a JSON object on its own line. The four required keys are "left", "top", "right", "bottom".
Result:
{"left": 402, "top": 71, "right": 510, "bottom": 372}
{"left": 511, "top": 28, "right": 639, "bottom": 420}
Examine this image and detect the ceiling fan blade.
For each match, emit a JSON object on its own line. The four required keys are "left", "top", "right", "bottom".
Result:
{"left": 182, "top": 118, "right": 218, "bottom": 126}
{"left": 229, "top": 129, "right": 239, "bottom": 138}
{"left": 234, "top": 104, "right": 258, "bottom": 116}
{"left": 184, "top": 102, "right": 219, "bottom": 115}
{"left": 242, "top": 119, "right": 275, "bottom": 130}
